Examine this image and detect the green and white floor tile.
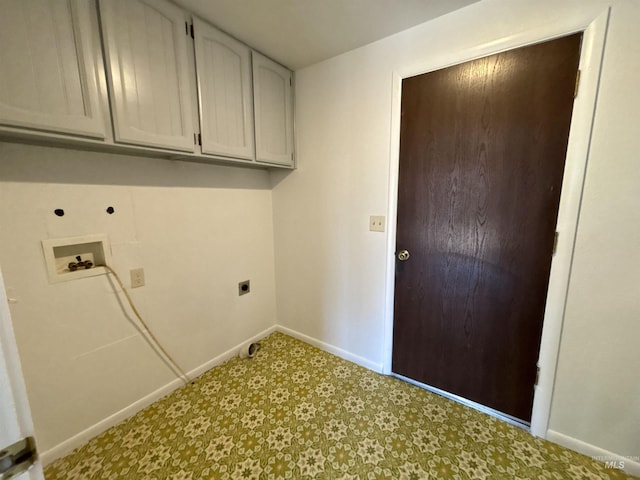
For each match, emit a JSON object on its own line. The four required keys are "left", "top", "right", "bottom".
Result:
{"left": 44, "top": 333, "right": 635, "bottom": 479}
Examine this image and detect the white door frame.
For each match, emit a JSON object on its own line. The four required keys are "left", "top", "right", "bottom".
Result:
{"left": 0, "top": 267, "right": 44, "bottom": 479}
{"left": 382, "top": 8, "right": 610, "bottom": 438}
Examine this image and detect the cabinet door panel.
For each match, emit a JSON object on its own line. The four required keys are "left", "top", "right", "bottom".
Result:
{"left": 252, "top": 52, "right": 294, "bottom": 166}
{"left": 100, "top": 0, "right": 195, "bottom": 152}
{"left": 0, "top": 0, "right": 105, "bottom": 138}
{"left": 193, "top": 18, "right": 254, "bottom": 160}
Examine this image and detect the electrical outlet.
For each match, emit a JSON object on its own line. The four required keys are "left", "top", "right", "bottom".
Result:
{"left": 238, "top": 280, "right": 250, "bottom": 296}
{"left": 369, "top": 215, "right": 386, "bottom": 232}
{"left": 130, "top": 268, "right": 145, "bottom": 288}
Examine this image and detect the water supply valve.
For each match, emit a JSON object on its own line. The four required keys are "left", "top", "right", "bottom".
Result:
{"left": 68, "top": 255, "right": 94, "bottom": 272}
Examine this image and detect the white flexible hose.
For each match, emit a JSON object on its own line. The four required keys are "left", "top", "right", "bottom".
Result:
{"left": 99, "top": 264, "right": 190, "bottom": 385}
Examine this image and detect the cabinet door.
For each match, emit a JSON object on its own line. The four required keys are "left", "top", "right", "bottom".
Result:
{"left": 252, "top": 52, "right": 294, "bottom": 167}
{"left": 0, "top": 0, "right": 105, "bottom": 138}
{"left": 193, "top": 18, "right": 254, "bottom": 160}
{"left": 99, "top": 0, "right": 195, "bottom": 152}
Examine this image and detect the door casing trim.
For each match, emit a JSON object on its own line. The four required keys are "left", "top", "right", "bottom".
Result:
{"left": 382, "top": 8, "right": 610, "bottom": 439}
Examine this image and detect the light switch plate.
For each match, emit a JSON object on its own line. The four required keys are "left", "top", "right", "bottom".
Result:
{"left": 369, "top": 216, "right": 386, "bottom": 232}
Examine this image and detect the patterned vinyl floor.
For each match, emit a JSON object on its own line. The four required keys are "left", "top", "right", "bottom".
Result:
{"left": 44, "top": 332, "right": 634, "bottom": 479}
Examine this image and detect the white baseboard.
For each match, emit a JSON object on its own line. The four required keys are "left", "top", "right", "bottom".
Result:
{"left": 40, "top": 325, "right": 277, "bottom": 466}
{"left": 40, "top": 379, "right": 183, "bottom": 466}
{"left": 547, "top": 430, "right": 640, "bottom": 477}
{"left": 275, "top": 325, "right": 383, "bottom": 373}
{"left": 40, "top": 325, "right": 639, "bottom": 480}
{"left": 186, "top": 325, "right": 277, "bottom": 380}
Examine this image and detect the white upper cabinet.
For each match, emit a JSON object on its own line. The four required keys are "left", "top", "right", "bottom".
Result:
{"left": 0, "top": 0, "right": 295, "bottom": 168}
{"left": 193, "top": 18, "right": 254, "bottom": 160}
{"left": 0, "top": 0, "right": 106, "bottom": 138}
{"left": 99, "top": 0, "right": 195, "bottom": 152}
{"left": 252, "top": 52, "right": 294, "bottom": 167}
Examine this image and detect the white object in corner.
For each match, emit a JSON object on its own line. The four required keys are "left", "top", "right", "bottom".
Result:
{"left": 238, "top": 341, "right": 259, "bottom": 359}
{"left": 41, "top": 234, "right": 112, "bottom": 284}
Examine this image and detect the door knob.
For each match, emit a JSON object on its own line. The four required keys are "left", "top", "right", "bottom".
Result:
{"left": 397, "top": 249, "right": 410, "bottom": 261}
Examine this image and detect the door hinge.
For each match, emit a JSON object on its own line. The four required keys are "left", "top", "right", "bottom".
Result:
{"left": 185, "top": 22, "right": 194, "bottom": 38}
{"left": 574, "top": 69, "right": 581, "bottom": 98}
{"left": 197, "top": 133, "right": 202, "bottom": 146}
{"left": 552, "top": 231, "right": 559, "bottom": 255}
{"left": 190, "top": 23, "right": 194, "bottom": 39}
{"left": 535, "top": 366, "right": 540, "bottom": 387}
{"left": 0, "top": 436, "right": 37, "bottom": 479}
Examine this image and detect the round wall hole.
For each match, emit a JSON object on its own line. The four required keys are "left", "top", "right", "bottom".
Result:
{"left": 54, "top": 209, "right": 64, "bottom": 217}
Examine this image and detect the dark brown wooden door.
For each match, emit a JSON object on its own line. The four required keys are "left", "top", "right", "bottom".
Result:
{"left": 392, "top": 34, "right": 582, "bottom": 422}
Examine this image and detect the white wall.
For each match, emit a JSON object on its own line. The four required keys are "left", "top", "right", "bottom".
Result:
{"left": 548, "top": 0, "right": 640, "bottom": 459}
{"left": 0, "top": 142, "right": 277, "bottom": 456}
{"left": 272, "top": 0, "right": 639, "bottom": 465}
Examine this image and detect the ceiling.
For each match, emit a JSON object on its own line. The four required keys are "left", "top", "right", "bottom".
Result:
{"left": 173, "top": 0, "right": 479, "bottom": 70}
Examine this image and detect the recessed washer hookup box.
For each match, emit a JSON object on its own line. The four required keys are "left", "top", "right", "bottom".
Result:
{"left": 41, "top": 234, "right": 112, "bottom": 284}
